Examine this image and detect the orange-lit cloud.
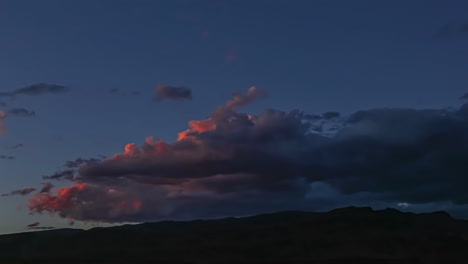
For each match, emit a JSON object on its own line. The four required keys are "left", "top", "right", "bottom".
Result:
{"left": 24, "top": 88, "right": 468, "bottom": 223}
{"left": 178, "top": 119, "right": 216, "bottom": 141}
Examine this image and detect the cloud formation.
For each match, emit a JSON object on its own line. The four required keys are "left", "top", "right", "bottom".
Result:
{"left": 8, "top": 108, "right": 36, "bottom": 117}
{"left": 0, "top": 83, "right": 68, "bottom": 97}
{"left": 155, "top": 84, "right": 192, "bottom": 101}
{"left": 24, "top": 87, "right": 468, "bottom": 222}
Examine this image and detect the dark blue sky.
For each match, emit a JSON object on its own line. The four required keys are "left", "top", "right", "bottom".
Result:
{"left": 1, "top": 0, "right": 468, "bottom": 234}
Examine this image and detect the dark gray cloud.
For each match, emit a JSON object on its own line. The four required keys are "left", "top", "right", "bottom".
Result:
{"left": 26, "top": 88, "right": 468, "bottom": 222}
{"left": 40, "top": 183, "right": 54, "bottom": 193}
{"left": 155, "top": 84, "right": 192, "bottom": 101}
{"left": 65, "top": 157, "right": 101, "bottom": 169}
{"left": 11, "top": 144, "right": 24, "bottom": 149}
{"left": 0, "top": 155, "right": 14, "bottom": 160}
{"left": 26, "top": 222, "right": 55, "bottom": 230}
{"left": 42, "top": 170, "right": 75, "bottom": 181}
{"left": 0, "top": 83, "right": 68, "bottom": 97}
{"left": 109, "top": 88, "right": 119, "bottom": 94}
{"left": 460, "top": 92, "right": 468, "bottom": 100}
{"left": 8, "top": 108, "right": 36, "bottom": 117}
{"left": 27, "top": 222, "right": 40, "bottom": 227}
{"left": 2, "top": 188, "right": 36, "bottom": 197}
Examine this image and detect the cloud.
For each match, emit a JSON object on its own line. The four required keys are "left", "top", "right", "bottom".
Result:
{"left": 40, "top": 183, "right": 54, "bottom": 193}
{"left": 11, "top": 144, "right": 24, "bottom": 149}
{"left": 460, "top": 92, "right": 468, "bottom": 100}
{"left": 65, "top": 158, "right": 101, "bottom": 169}
{"left": 0, "top": 83, "right": 68, "bottom": 97}
{"left": 8, "top": 108, "right": 36, "bottom": 117}
{"left": 0, "top": 154, "right": 14, "bottom": 160}
{"left": 0, "top": 102, "right": 6, "bottom": 107}
{"left": 25, "top": 88, "right": 468, "bottom": 222}
{"left": 43, "top": 170, "right": 75, "bottom": 181}
{"left": 27, "top": 222, "right": 40, "bottom": 227}
{"left": 225, "top": 86, "right": 267, "bottom": 110}
{"left": 26, "top": 222, "right": 55, "bottom": 230}
{"left": 109, "top": 88, "right": 119, "bottom": 94}
{"left": 155, "top": 84, "right": 192, "bottom": 101}
{"left": 2, "top": 188, "right": 36, "bottom": 197}
{"left": 0, "top": 111, "right": 6, "bottom": 135}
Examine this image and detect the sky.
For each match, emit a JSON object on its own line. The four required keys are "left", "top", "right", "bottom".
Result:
{"left": 0, "top": 0, "right": 468, "bottom": 234}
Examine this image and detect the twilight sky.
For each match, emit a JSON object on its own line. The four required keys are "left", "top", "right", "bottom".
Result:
{"left": 1, "top": 0, "right": 468, "bottom": 234}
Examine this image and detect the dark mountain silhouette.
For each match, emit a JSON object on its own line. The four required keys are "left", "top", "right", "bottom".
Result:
{"left": 1, "top": 207, "right": 468, "bottom": 263}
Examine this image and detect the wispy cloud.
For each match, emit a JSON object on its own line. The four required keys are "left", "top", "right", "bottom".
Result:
{"left": 2, "top": 187, "right": 36, "bottom": 197}
{"left": 8, "top": 108, "right": 36, "bottom": 117}
{"left": 0, "top": 83, "right": 68, "bottom": 97}
{"left": 0, "top": 154, "right": 14, "bottom": 160}
{"left": 26, "top": 222, "right": 55, "bottom": 230}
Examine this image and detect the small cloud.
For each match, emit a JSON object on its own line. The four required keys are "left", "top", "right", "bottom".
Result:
{"left": 155, "top": 84, "right": 192, "bottom": 102}
{"left": 0, "top": 154, "right": 15, "bottom": 160}
{"left": 8, "top": 108, "right": 36, "bottom": 117}
{"left": 397, "top": 202, "right": 410, "bottom": 209}
{"left": 460, "top": 92, "right": 468, "bottom": 100}
{"left": 26, "top": 222, "right": 55, "bottom": 230}
{"left": 2, "top": 187, "right": 36, "bottom": 197}
{"left": 11, "top": 144, "right": 24, "bottom": 149}
{"left": 40, "top": 182, "right": 54, "bottom": 193}
{"left": 43, "top": 170, "right": 75, "bottom": 181}
{"left": 65, "top": 157, "right": 101, "bottom": 169}
{"left": 27, "top": 222, "right": 40, "bottom": 227}
{"left": 225, "top": 86, "right": 267, "bottom": 110}
{"left": 0, "top": 83, "right": 68, "bottom": 97}
{"left": 109, "top": 88, "right": 119, "bottom": 94}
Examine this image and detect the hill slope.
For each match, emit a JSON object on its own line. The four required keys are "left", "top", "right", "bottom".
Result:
{"left": 1, "top": 207, "right": 468, "bottom": 263}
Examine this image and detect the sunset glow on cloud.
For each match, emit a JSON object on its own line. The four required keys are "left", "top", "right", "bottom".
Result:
{"left": 12, "top": 87, "right": 468, "bottom": 223}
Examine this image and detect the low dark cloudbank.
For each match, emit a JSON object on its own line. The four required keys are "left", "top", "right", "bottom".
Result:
{"left": 25, "top": 87, "right": 468, "bottom": 223}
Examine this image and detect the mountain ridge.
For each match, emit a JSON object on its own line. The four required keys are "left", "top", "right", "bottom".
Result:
{"left": 1, "top": 206, "right": 467, "bottom": 264}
